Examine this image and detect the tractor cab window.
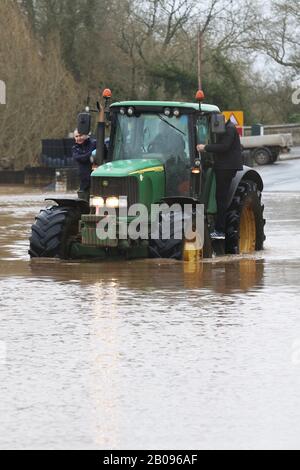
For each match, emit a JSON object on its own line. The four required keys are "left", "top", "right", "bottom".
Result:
{"left": 112, "top": 113, "right": 190, "bottom": 165}
{"left": 112, "top": 112, "right": 192, "bottom": 197}
{"left": 197, "top": 116, "right": 209, "bottom": 145}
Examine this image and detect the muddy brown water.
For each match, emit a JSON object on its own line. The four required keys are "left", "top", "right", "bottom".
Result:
{"left": 0, "top": 185, "right": 300, "bottom": 450}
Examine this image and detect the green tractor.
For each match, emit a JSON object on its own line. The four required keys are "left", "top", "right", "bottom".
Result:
{"left": 29, "top": 91, "right": 266, "bottom": 261}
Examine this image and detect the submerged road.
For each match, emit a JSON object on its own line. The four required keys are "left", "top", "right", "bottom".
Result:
{"left": 0, "top": 160, "right": 300, "bottom": 450}
{"left": 256, "top": 157, "right": 300, "bottom": 192}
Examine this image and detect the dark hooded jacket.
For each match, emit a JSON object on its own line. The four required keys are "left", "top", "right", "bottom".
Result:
{"left": 205, "top": 120, "right": 243, "bottom": 170}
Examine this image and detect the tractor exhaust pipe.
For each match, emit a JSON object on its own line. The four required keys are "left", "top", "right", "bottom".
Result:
{"left": 96, "top": 88, "right": 112, "bottom": 166}
{"left": 96, "top": 121, "right": 105, "bottom": 167}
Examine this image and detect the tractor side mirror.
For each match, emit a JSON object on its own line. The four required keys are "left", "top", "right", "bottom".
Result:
{"left": 211, "top": 114, "right": 226, "bottom": 134}
{"left": 77, "top": 112, "right": 91, "bottom": 135}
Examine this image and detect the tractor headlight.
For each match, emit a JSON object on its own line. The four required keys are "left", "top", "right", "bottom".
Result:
{"left": 106, "top": 197, "right": 119, "bottom": 208}
{"left": 105, "top": 197, "right": 128, "bottom": 209}
{"left": 90, "top": 197, "right": 105, "bottom": 208}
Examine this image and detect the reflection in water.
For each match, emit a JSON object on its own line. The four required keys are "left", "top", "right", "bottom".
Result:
{"left": 91, "top": 282, "right": 121, "bottom": 449}
{"left": 26, "top": 257, "right": 264, "bottom": 448}
{"left": 28, "top": 257, "right": 264, "bottom": 295}
{"left": 182, "top": 258, "right": 264, "bottom": 293}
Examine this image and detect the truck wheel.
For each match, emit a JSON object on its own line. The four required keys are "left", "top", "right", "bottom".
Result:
{"left": 253, "top": 147, "right": 272, "bottom": 165}
{"left": 29, "top": 206, "right": 81, "bottom": 259}
{"left": 226, "top": 180, "right": 266, "bottom": 255}
{"left": 149, "top": 211, "right": 212, "bottom": 260}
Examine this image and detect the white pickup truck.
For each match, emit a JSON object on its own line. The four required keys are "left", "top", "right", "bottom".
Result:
{"left": 241, "top": 133, "right": 293, "bottom": 165}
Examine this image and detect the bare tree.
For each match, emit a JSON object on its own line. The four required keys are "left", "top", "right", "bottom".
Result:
{"left": 249, "top": 0, "right": 300, "bottom": 72}
{"left": 0, "top": 1, "right": 80, "bottom": 169}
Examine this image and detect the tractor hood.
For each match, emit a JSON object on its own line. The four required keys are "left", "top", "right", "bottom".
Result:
{"left": 90, "top": 158, "right": 166, "bottom": 208}
{"left": 92, "top": 159, "right": 164, "bottom": 178}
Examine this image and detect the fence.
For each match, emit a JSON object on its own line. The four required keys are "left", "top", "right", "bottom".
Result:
{"left": 244, "top": 124, "right": 300, "bottom": 146}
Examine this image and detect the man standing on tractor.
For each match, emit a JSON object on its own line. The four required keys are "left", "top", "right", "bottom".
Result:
{"left": 197, "top": 118, "right": 244, "bottom": 240}
{"left": 73, "top": 130, "right": 96, "bottom": 195}
{"left": 73, "top": 105, "right": 105, "bottom": 198}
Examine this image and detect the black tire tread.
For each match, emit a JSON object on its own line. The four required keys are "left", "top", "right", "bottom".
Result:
{"left": 149, "top": 211, "right": 212, "bottom": 260}
{"left": 29, "top": 206, "right": 81, "bottom": 259}
{"left": 225, "top": 180, "right": 266, "bottom": 254}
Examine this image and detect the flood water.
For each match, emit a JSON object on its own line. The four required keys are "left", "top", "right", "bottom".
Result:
{"left": 0, "top": 183, "right": 300, "bottom": 450}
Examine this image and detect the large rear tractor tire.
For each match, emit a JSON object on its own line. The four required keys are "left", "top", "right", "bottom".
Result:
{"left": 29, "top": 206, "right": 82, "bottom": 259}
{"left": 149, "top": 211, "right": 212, "bottom": 260}
{"left": 226, "top": 180, "right": 266, "bottom": 255}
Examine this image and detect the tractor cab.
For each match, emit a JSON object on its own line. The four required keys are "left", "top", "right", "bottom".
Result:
{"left": 107, "top": 102, "right": 218, "bottom": 198}
{"left": 90, "top": 99, "right": 225, "bottom": 213}
{"left": 110, "top": 105, "right": 191, "bottom": 198}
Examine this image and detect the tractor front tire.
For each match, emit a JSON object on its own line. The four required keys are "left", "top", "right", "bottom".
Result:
{"left": 226, "top": 180, "right": 266, "bottom": 255}
{"left": 29, "top": 206, "right": 81, "bottom": 259}
{"left": 149, "top": 211, "right": 212, "bottom": 260}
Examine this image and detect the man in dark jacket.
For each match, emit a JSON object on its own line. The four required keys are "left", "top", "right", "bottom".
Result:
{"left": 72, "top": 131, "right": 97, "bottom": 193}
{"left": 197, "top": 119, "right": 244, "bottom": 240}
{"left": 73, "top": 106, "right": 105, "bottom": 196}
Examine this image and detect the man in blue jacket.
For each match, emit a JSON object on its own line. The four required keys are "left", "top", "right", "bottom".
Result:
{"left": 72, "top": 131, "right": 97, "bottom": 193}
{"left": 73, "top": 106, "right": 106, "bottom": 196}
{"left": 197, "top": 119, "right": 243, "bottom": 240}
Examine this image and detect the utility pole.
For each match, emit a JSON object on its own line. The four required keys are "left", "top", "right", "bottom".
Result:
{"left": 198, "top": 24, "right": 203, "bottom": 90}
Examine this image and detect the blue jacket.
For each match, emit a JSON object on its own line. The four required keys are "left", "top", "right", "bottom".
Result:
{"left": 72, "top": 138, "right": 97, "bottom": 190}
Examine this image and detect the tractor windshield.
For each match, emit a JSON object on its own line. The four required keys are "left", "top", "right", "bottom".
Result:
{"left": 112, "top": 113, "right": 191, "bottom": 166}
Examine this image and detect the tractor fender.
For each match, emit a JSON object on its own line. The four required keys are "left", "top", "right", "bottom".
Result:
{"left": 45, "top": 198, "right": 89, "bottom": 212}
{"left": 227, "top": 167, "right": 264, "bottom": 209}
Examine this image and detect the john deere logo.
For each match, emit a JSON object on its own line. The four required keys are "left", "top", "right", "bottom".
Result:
{"left": 102, "top": 181, "right": 109, "bottom": 188}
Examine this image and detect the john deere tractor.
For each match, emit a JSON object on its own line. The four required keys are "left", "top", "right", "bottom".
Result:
{"left": 29, "top": 90, "right": 265, "bottom": 261}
